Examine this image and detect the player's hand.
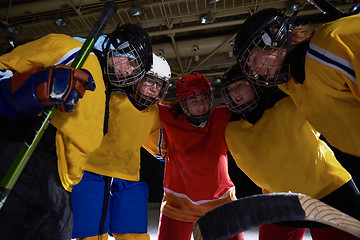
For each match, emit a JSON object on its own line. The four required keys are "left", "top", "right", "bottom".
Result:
{"left": 11, "top": 64, "right": 96, "bottom": 117}
{"left": 33, "top": 64, "right": 96, "bottom": 112}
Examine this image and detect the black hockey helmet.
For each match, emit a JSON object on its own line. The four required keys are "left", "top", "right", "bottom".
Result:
{"left": 101, "top": 23, "right": 153, "bottom": 87}
{"left": 233, "top": 8, "right": 297, "bottom": 86}
{"left": 221, "top": 64, "right": 262, "bottom": 114}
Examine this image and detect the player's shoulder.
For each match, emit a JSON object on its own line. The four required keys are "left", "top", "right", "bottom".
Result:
{"left": 211, "top": 104, "right": 232, "bottom": 121}
{"left": 41, "top": 33, "right": 79, "bottom": 44}
{"left": 28, "top": 34, "right": 83, "bottom": 53}
{"left": 213, "top": 104, "right": 231, "bottom": 113}
{"left": 214, "top": 104, "right": 229, "bottom": 109}
{"left": 313, "top": 14, "right": 360, "bottom": 41}
{"left": 158, "top": 100, "right": 175, "bottom": 109}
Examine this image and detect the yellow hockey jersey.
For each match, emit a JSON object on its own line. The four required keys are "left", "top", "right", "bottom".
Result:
{"left": 225, "top": 97, "right": 350, "bottom": 199}
{"left": 85, "top": 91, "right": 161, "bottom": 181}
{"left": 279, "top": 14, "right": 360, "bottom": 156}
{"left": 0, "top": 34, "right": 106, "bottom": 191}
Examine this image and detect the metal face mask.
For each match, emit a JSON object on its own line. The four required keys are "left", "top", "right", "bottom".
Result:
{"left": 221, "top": 65, "right": 262, "bottom": 114}
{"left": 234, "top": 9, "right": 297, "bottom": 86}
{"left": 105, "top": 41, "right": 146, "bottom": 87}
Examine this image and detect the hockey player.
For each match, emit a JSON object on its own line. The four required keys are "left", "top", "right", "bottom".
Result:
{"left": 144, "top": 72, "right": 244, "bottom": 240}
{"left": 221, "top": 64, "right": 360, "bottom": 240}
{"left": 233, "top": 8, "right": 360, "bottom": 157}
{"left": 0, "top": 23, "right": 152, "bottom": 239}
{"left": 71, "top": 53, "right": 171, "bottom": 240}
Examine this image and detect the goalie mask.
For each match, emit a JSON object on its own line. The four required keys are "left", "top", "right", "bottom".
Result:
{"left": 176, "top": 73, "right": 214, "bottom": 123}
{"left": 233, "top": 8, "right": 297, "bottom": 86}
{"left": 133, "top": 53, "right": 171, "bottom": 107}
{"left": 101, "top": 23, "right": 152, "bottom": 87}
{"left": 221, "top": 64, "right": 262, "bottom": 115}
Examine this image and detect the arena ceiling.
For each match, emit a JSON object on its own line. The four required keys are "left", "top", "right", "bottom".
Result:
{"left": 0, "top": 0, "right": 355, "bottom": 101}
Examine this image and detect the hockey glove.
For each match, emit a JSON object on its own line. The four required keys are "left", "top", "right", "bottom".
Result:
{"left": 10, "top": 64, "right": 96, "bottom": 118}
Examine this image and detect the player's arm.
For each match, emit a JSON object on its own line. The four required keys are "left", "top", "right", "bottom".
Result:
{"left": 0, "top": 69, "right": 18, "bottom": 119}
{"left": 143, "top": 126, "right": 167, "bottom": 162}
{"left": 0, "top": 64, "right": 95, "bottom": 120}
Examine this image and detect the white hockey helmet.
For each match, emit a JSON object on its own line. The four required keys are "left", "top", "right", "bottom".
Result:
{"left": 133, "top": 53, "right": 171, "bottom": 106}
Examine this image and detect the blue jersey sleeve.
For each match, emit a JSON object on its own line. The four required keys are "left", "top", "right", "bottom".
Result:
{"left": 0, "top": 69, "right": 18, "bottom": 120}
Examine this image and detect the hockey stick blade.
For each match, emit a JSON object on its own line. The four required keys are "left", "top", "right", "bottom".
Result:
{"left": 0, "top": 1, "right": 118, "bottom": 210}
{"left": 193, "top": 193, "right": 360, "bottom": 240}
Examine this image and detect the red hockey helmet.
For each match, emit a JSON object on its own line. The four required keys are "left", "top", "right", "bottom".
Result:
{"left": 176, "top": 73, "right": 211, "bottom": 99}
{"left": 176, "top": 72, "right": 214, "bottom": 123}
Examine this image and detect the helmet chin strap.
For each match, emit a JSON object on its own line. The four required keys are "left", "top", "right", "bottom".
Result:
{"left": 179, "top": 100, "right": 208, "bottom": 124}
{"left": 186, "top": 113, "right": 210, "bottom": 126}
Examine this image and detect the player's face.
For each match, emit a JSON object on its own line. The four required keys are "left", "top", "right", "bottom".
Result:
{"left": 228, "top": 80, "right": 256, "bottom": 106}
{"left": 245, "top": 46, "right": 286, "bottom": 78}
{"left": 107, "top": 56, "right": 139, "bottom": 78}
{"left": 184, "top": 93, "right": 210, "bottom": 117}
{"left": 137, "top": 76, "right": 163, "bottom": 98}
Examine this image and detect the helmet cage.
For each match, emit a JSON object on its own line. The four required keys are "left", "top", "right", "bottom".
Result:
{"left": 240, "top": 36, "right": 290, "bottom": 86}
{"left": 133, "top": 74, "right": 170, "bottom": 107}
{"left": 180, "top": 91, "right": 214, "bottom": 123}
{"left": 221, "top": 74, "right": 262, "bottom": 114}
{"left": 132, "top": 53, "right": 171, "bottom": 107}
{"left": 102, "top": 23, "right": 152, "bottom": 88}
{"left": 176, "top": 73, "right": 214, "bottom": 123}
{"left": 105, "top": 41, "right": 146, "bottom": 87}
{"left": 234, "top": 9, "right": 297, "bottom": 86}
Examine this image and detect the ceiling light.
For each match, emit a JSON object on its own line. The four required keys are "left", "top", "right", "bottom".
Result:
{"left": 214, "top": 78, "right": 221, "bottom": 83}
{"left": 209, "top": 0, "right": 220, "bottom": 3}
{"left": 7, "top": 38, "right": 17, "bottom": 48}
{"left": 130, "top": 6, "right": 144, "bottom": 16}
{"left": 349, "top": 3, "right": 360, "bottom": 14}
{"left": 5, "top": 26, "right": 20, "bottom": 34}
{"left": 157, "top": 49, "right": 164, "bottom": 56}
{"left": 285, "top": 2, "right": 300, "bottom": 13}
{"left": 199, "top": 15, "right": 211, "bottom": 24}
{"left": 54, "top": 18, "right": 68, "bottom": 27}
{"left": 192, "top": 45, "right": 199, "bottom": 52}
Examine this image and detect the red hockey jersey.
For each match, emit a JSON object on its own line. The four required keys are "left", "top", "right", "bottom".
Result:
{"left": 144, "top": 101, "right": 236, "bottom": 222}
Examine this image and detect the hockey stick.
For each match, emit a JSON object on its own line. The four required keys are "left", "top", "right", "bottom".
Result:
{"left": 0, "top": 1, "right": 118, "bottom": 210}
{"left": 307, "top": 0, "right": 345, "bottom": 19}
{"left": 193, "top": 193, "right": 360, "bottom": 240}
{"left": 306, "top": 0, "right": 360, "bottom": 18}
